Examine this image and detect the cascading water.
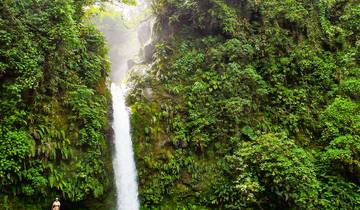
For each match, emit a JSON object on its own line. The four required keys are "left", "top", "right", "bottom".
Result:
{"left": 93, "top": 0, "right": 153, "bottom": 209}
{"left": 111, "top": 84, "right": 139, "bottom": 210}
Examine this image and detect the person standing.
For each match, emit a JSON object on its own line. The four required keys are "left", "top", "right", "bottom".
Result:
{"left": 52, "top": 198, "right": 60, "bottom": 210}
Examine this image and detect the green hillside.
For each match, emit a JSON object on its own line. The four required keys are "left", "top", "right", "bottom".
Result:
{"left": 0, "top": 1, "right": 113, "bottom": 209}
{"left": 129, "top": 0, "right": 360, "bottom": 209}
{"left": 0, "top": 0, "right": 359, "bottom": 209}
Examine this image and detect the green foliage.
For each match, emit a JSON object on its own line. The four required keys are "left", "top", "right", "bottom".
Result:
{"left": 219, "top": 134, "right": 320, "bottom": 209}
{"left": 0, "top": 131, "right": 35, "bottom": 184}
{"left": 0, "top": 0, "right": 113, "bottom": 209}
{"left": 130, "top": 0, "right": 360, "bottom": 209}
{"left": 320, "top": 97, "right": 360, "bottom": 183}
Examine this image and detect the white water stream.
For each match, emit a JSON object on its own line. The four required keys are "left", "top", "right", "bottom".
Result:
{"left": 111, "top": 84, "right": 139, "bottom": 210}
{"left": 95, "top": 0, "right": 152, "bottom": 209}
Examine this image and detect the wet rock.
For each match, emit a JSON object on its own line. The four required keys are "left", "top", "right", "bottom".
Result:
{"left": 138, "top": 21, "right": 151, "bottom": 45}
{"left": 127, "top": 59, "right": 137, "bottom": 70}
{"left": 144, "top": 43, "right": 155, "bottom": 62}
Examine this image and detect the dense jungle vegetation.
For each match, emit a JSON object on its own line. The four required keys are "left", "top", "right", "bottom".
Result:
{"left": 0, "top": 1, "right": 115, "bottom": 209}
{"left": 129, "top": 0, "right": 360, "bottom": 209}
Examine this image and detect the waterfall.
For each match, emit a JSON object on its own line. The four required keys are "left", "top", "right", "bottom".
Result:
{"left": 111, "top": 84, "right": 139, "bottom": 210}
{"left": 93, "top": 0, "right": 153, "bottom": 209}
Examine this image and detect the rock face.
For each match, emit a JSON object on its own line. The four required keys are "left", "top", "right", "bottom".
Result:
{"left": 138, "top": 21, "right": 152, "bottom": 45}
{"left": 144, "top": 43, "right": 155, "bottom": 62}
{"left": 127, "top": 59, "right": 137, "bottom": 70}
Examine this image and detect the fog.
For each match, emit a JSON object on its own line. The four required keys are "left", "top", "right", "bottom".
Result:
{"left": 93, "top": 0, "right": 153, "bottom": 83}
{"left": 92, "top": 1, "right": 153, "bottom": 209}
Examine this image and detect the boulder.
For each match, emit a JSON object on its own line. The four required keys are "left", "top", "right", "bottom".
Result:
{"left": 137, "top": 21, "right": 151, "bottom": 45}
{"left": 144, "top": 43, "right": 155, "bottom": 62}
{"left": 127, "top": 59, "right": 137, "bottom": 70}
